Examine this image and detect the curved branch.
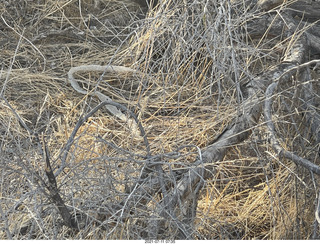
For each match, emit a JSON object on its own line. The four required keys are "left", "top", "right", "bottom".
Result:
{"left": 148, "top": 10, "right": 317, "bottom": 238}
{"left": 55, "top": 100, "right": 150, "bottom": 177}
{"left": 264, "top": 82, "right": 320, "bottom": 175}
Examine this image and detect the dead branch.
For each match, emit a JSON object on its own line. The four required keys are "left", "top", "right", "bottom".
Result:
{"left": 146, "top": 9, "right": 319, "bottom": 239}
{"left": 316, "top": 190, "right": 320, "bottom": 225}
{"left": 55, "top": 99, "right": 150, "bottom": 177}
{"left": 2, "top": 0, "right": 320, "bottom": 240}
{"left": 42, "top": 135, "right": 82, "bottom": 230}
{"left": 264, "top": 80, "right": 320, "bottom": 175}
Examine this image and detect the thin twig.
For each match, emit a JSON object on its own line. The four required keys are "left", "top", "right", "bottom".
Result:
{"left": 42, "top": 135, "right": 79, "bottom": 230}
{"left": 0, "top": 15, "right": 46, "bottom": 70}
{"left": 0, "top": 204, "right": 12, "bottom": 239}
{"left": 56, "top": 99, "right": 150, "bottom": 177}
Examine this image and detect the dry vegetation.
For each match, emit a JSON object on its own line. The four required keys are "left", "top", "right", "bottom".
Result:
{"left": 0, "top": 0, "right": 320, "bottom": 240}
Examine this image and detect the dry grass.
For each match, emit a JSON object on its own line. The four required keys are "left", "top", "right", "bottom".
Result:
{"left": 0, "top": 0, "right": 319, "bottom": 240}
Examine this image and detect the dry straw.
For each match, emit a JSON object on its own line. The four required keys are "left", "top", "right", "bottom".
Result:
{"left": 0, "top": 0, "right": 319, "bottom": 240}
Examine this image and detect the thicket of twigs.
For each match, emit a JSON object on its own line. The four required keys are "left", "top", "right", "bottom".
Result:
{"left": 0, "top": 0, "right": 319, "bottom": 240}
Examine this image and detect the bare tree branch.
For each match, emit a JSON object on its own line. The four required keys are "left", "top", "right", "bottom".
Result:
{"left": 264, "top": 81, "right": 320, "bottom": 175}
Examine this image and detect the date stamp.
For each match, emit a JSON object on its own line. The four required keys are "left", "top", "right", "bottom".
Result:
{"left": 145, "top": 240, "right": 175, "bottom": 244}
